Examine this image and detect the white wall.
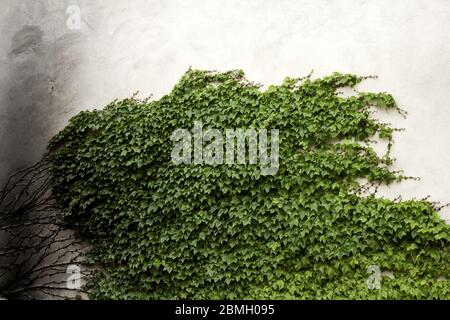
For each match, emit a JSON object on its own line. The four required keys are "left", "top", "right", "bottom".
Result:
{"left": 1, "top": 0, "right": 450, "bottom": 221}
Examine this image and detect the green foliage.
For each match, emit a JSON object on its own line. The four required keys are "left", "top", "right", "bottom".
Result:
{"left": 49, "top": 69, "right": 450, "bottom": 299}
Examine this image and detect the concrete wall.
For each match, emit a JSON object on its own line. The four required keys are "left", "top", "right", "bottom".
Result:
{"left": 1, "top": 0, "right": 450, "bottom": 221}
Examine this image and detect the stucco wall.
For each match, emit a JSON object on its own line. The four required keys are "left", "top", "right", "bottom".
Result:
{"left": 1, "top": 0, "right": 450, "bottom": 222}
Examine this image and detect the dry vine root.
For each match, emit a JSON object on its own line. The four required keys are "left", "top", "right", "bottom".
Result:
{"left": 0, "top": 154, "right": 87, "bottom": 299}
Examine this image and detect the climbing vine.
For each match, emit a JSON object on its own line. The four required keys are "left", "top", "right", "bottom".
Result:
{"left": 48, "top": 69, "right": 450, "bottom": 299}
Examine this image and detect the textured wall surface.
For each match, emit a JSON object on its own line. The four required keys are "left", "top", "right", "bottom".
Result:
{"left": 1, "top": 0, "right": 450, "bottom": 221}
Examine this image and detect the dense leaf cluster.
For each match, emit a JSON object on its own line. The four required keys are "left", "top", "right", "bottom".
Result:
{"left": 49, "top": 69, "right": 450, "bottom": 299}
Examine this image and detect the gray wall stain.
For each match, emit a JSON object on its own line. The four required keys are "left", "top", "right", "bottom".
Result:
{"left": 0, "top": 1, "right": 82, "bottom": 188}
{"left": 3, "top": 25, "right": 48, "bottom": 186}
{"left": 8, "top": 25, "right": 43, "bottom": 57}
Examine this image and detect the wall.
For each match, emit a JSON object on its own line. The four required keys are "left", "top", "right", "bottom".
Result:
{"left": 1, "top": 0, "right": 450, "bottom": 222}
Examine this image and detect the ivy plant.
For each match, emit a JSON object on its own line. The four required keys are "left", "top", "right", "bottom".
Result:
{"left": 48, "top": 69, "right": 450, "bottom": 299}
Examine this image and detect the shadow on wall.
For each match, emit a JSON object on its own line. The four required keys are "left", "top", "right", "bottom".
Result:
{"left": 1, "top": 2, "right": 82, "bottom": 188}
{"left": 0, "top": 3, "right": 85, "bottom": 299}
{"left": 2, "top": 25, "right": 55, "bottom": 187}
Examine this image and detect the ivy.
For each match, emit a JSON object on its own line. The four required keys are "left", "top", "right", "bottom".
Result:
{"left": 48, "top": 69, "right": 450, "bottom": 299}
